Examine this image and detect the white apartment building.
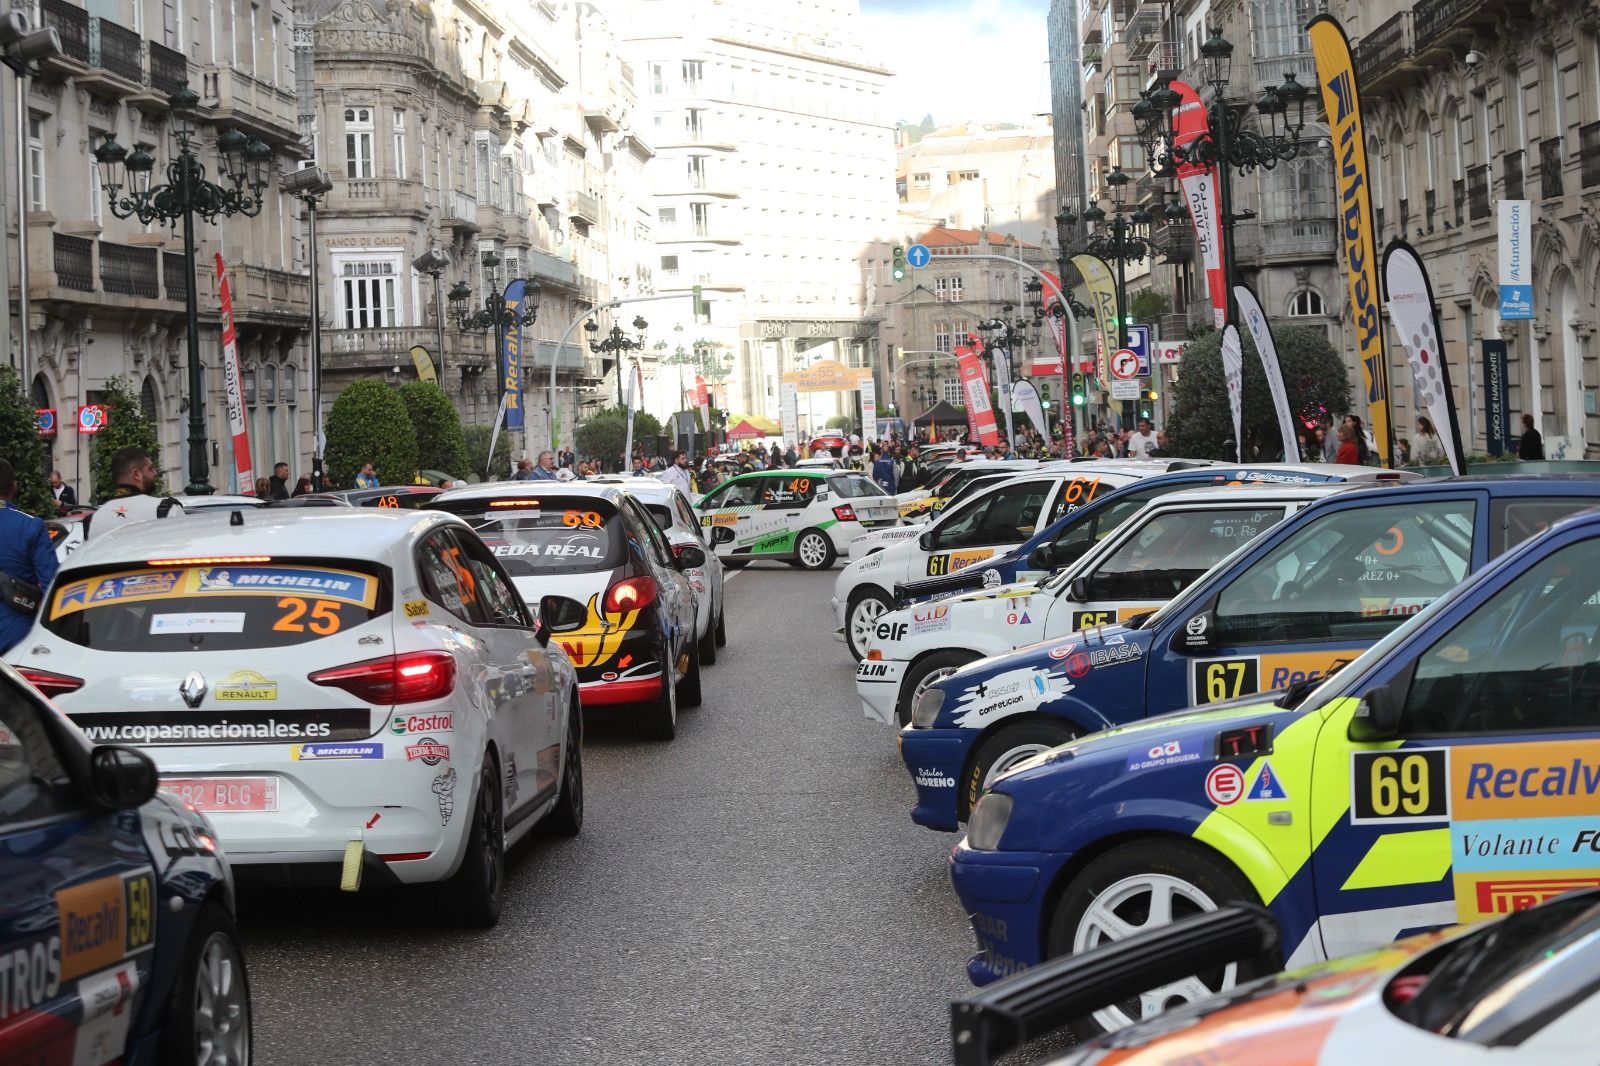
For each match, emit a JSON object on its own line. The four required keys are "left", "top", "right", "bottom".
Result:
{"left": 620, "top": 0, "right": 898, "bottom": 433}
{"left": 897, "top": 123, "right": 1057, "bottom": 240}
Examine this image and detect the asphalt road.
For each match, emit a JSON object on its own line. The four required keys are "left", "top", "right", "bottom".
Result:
{"left": 240, "top": 561, "right": 1060, "bottom": 1065}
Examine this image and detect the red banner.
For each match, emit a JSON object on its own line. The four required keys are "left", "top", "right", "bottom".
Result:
{"left": 216, "top": 254, "right": 254, "bottom": 491}
{"left": 956, "top": 338, "right": 1000, "bottom": 447}
{"left": 1171, "top": 81, "right": 1226, "bottom": 329}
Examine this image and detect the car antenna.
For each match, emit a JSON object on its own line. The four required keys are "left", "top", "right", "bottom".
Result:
{"left": 230, "top": 509, "right": 244, "bottom": 526}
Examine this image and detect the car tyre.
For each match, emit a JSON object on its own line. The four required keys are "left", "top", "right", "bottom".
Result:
{"left": 896, "top": 650, "right": 979, "bottom": 727}
{"left": 642, "top": 662, "right": 678, "bottom": 741}
{"left": 845, "top": 587, "right": 892, "bottom": 661}
{"left": 677, "top": 635, "right": 703, "bottom": 707}
{"left": 714, "top": 606, "right": 727, "bottom": 647}
{"left": 960, "top": 718, "right": 1079, "bottom": 820}
{"left": 794, "top": 528, "right": 837, "bottom": 571}
{"left": 161, "top": 901, "right": 252, "bottom": 1066}
{"left": 698, "top": 608, "right": 718, "bottom": 666}
{"left": 442, "top": 758, "right": 504, "bottom": 927}
{"left": 543, "top": 702, "right": 583, "bottom": 837}
{"left": 1046, "top": 839, "right": 1270, "bottom": 1037}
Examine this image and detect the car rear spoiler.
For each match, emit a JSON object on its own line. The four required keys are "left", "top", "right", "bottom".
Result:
{"left": 949, "top": 904, "right": 1280, "bottom": 1066}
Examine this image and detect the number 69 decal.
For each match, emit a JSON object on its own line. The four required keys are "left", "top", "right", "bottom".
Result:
{"left": 1349, "top": 748, "right": 1451, "bottom": 824}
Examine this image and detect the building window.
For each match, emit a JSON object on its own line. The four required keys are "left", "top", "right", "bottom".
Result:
{"left": 26, "top": 117, "right": 44, "bottom": 210}
{"left": 269, "top": 15, "right": 279, "bottom": 87}
{"left": 337, "top": 257, "right": 400, "bottom": 328}
{"left": 948, "top": 276, "right": 963, "bottom": 302}
{"left": 650, "top": 63, "right": 665, "bottom": 94}
{"left": 658, "top": 207, "right": 677, "bottom": 230}
{"left": 934, "top": 320, "right": 952, "bottom": 353}
{"left": 687, "top": 155, "right": 707, "bottom": 189}
{"left": 1116, "top": 137, "right": 1147, "bottom": 173}
{"left": 949, "top": 170, "right": 979, "bottom": 184}
{"left": 474, "top": 135, "right": 491, "bottom": 202}
{"left": 1288, "top": 289, "right": 1325, "bottom": 316}
{"left": 392, "top": 109, "right": 407, "bottom": 179}
{"left": 942, "top": 379, "right": 964, "bottom": 405}
{"left": 691, "top": 202, "right": 709, "bottom": 237}
{"left": 912, "top": 171, "right": 930, "bottom": 189}
{"left": 682, "top": 60, "right": 703, "bottom": 93}
{"left": 344, "top": 108, "right": 374, "bottom": 179}
{"left": 660, "top": 255, "right": 679, "bottom": 274}
{"left": 1114, "top": 64, "right": 1141, "bottom": 103}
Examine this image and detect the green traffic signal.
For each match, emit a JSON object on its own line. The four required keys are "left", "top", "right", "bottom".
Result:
{"left": 892, "top": 245, "right": 906, "bottom": 280}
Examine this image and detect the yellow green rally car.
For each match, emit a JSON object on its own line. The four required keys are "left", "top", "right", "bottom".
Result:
{"left": 950, "top": 505, "right": 1600, "bottom": 1036}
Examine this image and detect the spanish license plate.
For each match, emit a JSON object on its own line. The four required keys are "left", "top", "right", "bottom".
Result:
{"left": 161, "top": 777, "right": 278, "bottom": 813}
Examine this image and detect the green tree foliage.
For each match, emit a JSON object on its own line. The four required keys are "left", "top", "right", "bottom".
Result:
{"left": 89, "top": 376, "right": 163, "bottom": 502}
{"left": 0, "top": 367, "right": 52, "bottom": 514}
{"left": 324, "top": 379, "right": 419, "bottom": 487}
{"left": 825, "top": 414, "right": 852, "bottom": 430}
{"left": 575, "top": 405, "right": 664, "bottom": 468}
{"left": 398, "top": 381, "right": 469, "bottom": 478}
{"left": 462, "top": 423, "right": 513, "bottom": 481}
{"left": 1129, "top": 289, "right": 1170, "bottom": 323}
{"left": 1165, "top": 323, "right": 1352, "bottom": 461}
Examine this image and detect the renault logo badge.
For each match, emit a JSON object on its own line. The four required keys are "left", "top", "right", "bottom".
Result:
{"left": 179, "top": 671, "right": 207, "bottom": 708}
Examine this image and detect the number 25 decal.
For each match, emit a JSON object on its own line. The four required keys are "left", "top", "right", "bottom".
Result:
{"left": 273, "top": 597, "right": 343, "bottom": 635}
{"left": 1350, "top": 748, "right": 1450, "bottom": 823}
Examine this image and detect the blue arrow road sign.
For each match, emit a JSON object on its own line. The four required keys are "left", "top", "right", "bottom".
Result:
{"left": 906, "top": 243, "right": 931, "bottom": 269}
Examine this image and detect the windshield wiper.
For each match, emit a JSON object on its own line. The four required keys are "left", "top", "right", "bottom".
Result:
{"left": 1275, "top": 658, "right": 1350, "bottom": 708}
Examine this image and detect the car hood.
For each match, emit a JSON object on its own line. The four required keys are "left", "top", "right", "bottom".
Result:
{"left": 928, "top": 578, "right": 1043, "bottom": 608}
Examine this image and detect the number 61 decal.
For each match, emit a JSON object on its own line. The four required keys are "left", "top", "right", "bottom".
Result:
{"left": 1349, "top": 748, "right": 1450, "bottom": 824}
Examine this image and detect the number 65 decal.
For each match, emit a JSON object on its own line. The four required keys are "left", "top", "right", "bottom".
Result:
{"left": 1349, "top": 748, "right": 1451, "bottom": 824}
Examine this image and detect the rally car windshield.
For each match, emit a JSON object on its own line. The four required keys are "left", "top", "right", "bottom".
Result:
{"left": 827, "top": 474, "right": 889, "bottom": 499}
{"left": 43, "top": 560, "right": 390, "bottom": 651}
{"left": 441, "top": 499, "right": 625, "bottom": 575}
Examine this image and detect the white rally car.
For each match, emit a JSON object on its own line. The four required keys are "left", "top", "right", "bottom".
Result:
{"left": 613, "top": 476, "right": 729, "bottom": 665}
{"left": 855, "top": 482, "right": 1351, "bottom": 730}
{"left": 851, "top": 460, "right": 1046, "bottom": 563}
{"left": 832, "top": 461, "right": 1187, "bottom": 659}
{"left": 892, "top": 458, "right": 1041, "bottom": 522}
{"left": 10, "top": 507, "right": 581, "bottom": 926}
{"left": 693, "top": 467, "right": 899, "bottom": 570}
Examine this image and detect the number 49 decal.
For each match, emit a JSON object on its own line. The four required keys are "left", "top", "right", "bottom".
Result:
{"left": 1349, "top": 748, "right": 1451, "bottom": 824}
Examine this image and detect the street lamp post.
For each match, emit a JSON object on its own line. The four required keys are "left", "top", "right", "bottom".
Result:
{"left": 1057, "top": 168, "right": 1152, "bottom": 351}
{"left": 93, "top": 83, "right": 273, "bottom": 495}
{"left": 1133, "top": 28, "right": 1308, "bottom": 324}
{"left": 585, "top": 315, "right": 650, "bottom": 408}
{"left": 450, "top": 252, "right": 540, "bottom": 415}
{"left": 283, "top": 166, "right": 335, "bottom": 490}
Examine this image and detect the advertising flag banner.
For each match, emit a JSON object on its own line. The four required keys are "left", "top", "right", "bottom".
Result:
{"left": 1384, "top": 239, "right": 1467, "bottom": 475}
{"left": 1498, "top": 200, "right": 1532, "bottom": 320}
{"left": 1482, "top": 339, "right": 1510, "bottom": 457}
{"left": 1039, "top": 269, "right": 1080, "bottom": 457}
{"left": 779, "top": 381, "right": 799, "bottom": 442}
{"left": 1221, "top": 324, "right": 1244, "bottom": 462}
{"left": 1234, "top": 283, "right": 1300, "bottom": 462}
{"left": 694, "top": 374, "right": 711, "bottom": 434}
{"left": 409, "top": 345, "right": 437, "bottom": 384}
{"left": 1072, "top": 254, "right": 1120, "bottom": 376}
{"left": 990, "top": 345, "right": 1015, "bottom": 446}
{"left": 860, "top": 374, "right": 878, "bottom": 443}
{"left": 1309, "top": 14, "right": 1393, "bottom": 466}
{"left": 1032, "top": 269, "right": 1069, "bottom": 376}
{"left": 500, "top": 279, "right": 526, "bottom": 432}
{"left": 1012, "top": 379, "right": 1047, "bottom": 436}
{"left": 1170, "top": 81, "right": 1226, "bottom": 328}
{"left": 955, "top": 340, "right": 1000, "bottom": 446}
{"left": 215, "top": 254, "right": 254, "bottom": 491}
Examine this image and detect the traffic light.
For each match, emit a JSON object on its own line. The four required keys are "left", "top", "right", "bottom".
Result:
{"left": 692, "top": 284, "right": 705, "bottom": 320}
{"left": 1140, "top": 388, "right": 1158, "bottom": 420}
{"left": 892, "top": 246, "right": 906, "bottom": 280}
{"left": 1070, "top": 371, "right": 1086, "bottom": 407}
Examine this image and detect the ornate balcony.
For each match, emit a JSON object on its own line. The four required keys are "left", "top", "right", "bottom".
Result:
{"left": 88, "top": 17, "right": 141, "bottom": 83}
{"left": 39, "top": 0, "right": 88, "bottom": 66}
{"left": 324, "top": 326, "right": 490, "bottom": 373}
{"left": 1504, "top": 150, "right": 1525, "bottom": 201}
{"left": 1354, "top": 12, "right": 1412, "bottom": 95}
{"left": 1581, "top": 123, "right": 1600, "bottom": 189}
{"left": 148, "top": 41, "right": 186, "bottom": 94}
{"left": 163, "top": 252, "right": 187, "bottom": 302}
{"left": 1232, "top": 219, "right": 1337, "bottom": 263}
{"left": 569, "top": 190, "right": 601, "bottom": 227}
{"left": 98, "top": 241, "right": 159, "bottom": 298}
{"left": 53, "top": 233, "right": 93, "bottom": 292}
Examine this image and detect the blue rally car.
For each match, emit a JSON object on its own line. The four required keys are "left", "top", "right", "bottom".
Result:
{"left": 901, "top": 476, "right": 1600, "bottom": 830}
{"left": 947, "top": 504, "right": 1600, "bottom": 1038}
{"left": 0, "top": 662, "right": 250, "bottom": 1064}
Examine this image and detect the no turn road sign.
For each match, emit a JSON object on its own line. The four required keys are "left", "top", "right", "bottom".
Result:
{"left": 1110, "top": 348, "right": 1141, "bottom": 380}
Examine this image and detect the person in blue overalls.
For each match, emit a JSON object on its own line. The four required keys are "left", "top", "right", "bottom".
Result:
{"left": 0, "top": 459, "right": 59, "bottom": 656}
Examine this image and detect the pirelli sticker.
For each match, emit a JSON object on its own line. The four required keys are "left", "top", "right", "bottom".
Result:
{"left": 56, "top": 867, "right": 157, "bottom": 980}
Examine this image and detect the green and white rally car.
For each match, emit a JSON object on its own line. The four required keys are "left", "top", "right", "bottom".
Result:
{"left": 693, "top": 468, "right": 899, "bottom": 570}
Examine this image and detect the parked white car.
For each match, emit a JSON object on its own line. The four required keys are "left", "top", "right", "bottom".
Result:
{"left": 10, "top": 507, "right": 582, "bottom": 926}
{"left": 693, "top": 468, "right": 899, "bottom": 570}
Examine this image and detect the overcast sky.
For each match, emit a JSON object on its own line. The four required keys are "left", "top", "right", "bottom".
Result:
{"left": 858, "top": 0, "right": 1052, "bottom": 128}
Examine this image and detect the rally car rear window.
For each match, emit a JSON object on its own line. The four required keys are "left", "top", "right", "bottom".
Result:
{"left": 43, "top": 561, "right": 389, "bottom": 652}
{"left": 435, "top": 498, "right": 625, "bottom": 575}
{"left": 827, "top": 474, "right": 889, "bottom": 499}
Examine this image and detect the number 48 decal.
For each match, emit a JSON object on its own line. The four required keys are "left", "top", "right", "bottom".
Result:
{"left": 1349, "top": 748, "right": 1451, "bottom": 824}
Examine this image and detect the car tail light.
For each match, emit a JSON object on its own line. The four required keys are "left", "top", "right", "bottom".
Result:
{"left": 604, "top": 576, "right": 657, "bottom": 614}
{"left": 17, "top": 667, "right": 84, "bottom": 698}
{"left": 309, "top": 651, "right": 456, "bottom": 705}
{"left": 833, "top": 504, "right": 857, "bottom": 522}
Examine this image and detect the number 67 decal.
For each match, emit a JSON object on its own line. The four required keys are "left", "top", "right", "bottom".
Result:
{"left": 1349, "top": 748, "right": 1451, "bottom": 824}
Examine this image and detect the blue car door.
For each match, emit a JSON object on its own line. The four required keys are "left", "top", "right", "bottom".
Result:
{"left": 0, "top": 682, "right": 158, "bottom": 1064}
{"left": 1144, "top": 491, "right": 1485, "bottom": 715}
{"left": 1306, "top": 523, "right": 1600, "bottom": 961}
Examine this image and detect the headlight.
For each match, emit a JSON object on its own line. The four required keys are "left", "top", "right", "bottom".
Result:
{"left": 911, "top": 684, "right": 946, "bottom": 729}
{"left": 965, "top": 792, "right": 1013, "bottom": 851}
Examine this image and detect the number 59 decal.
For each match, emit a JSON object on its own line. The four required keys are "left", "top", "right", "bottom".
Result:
{"left": 1349, "top": 748, "right": 1451, "bottom": 824}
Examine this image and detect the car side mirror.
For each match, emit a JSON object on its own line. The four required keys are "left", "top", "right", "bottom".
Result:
{"left": 1068, "top": 575, "right": 1090, "bottom": 602}
{"left": 917, "top": 530, "right": 933, "bottom": 551}
{"left": 1172, "top": 606, "right": 1217, "bottom": 654}
{"left": 711, "top": 525, "right": 735, "bottom": 545}
{"left": 1348, "top": 666, "right": 1412, "bottom": 742}
{"left": 1028, "top": 545, "right": 1054, "bottom": 571}
{"left": 674, "top": 544, "right": 707, "bottom": 569}
{"left": 540, "top": 595, "right": 587, "bottom": 635}
{"left": 88, "top": 745, "right": 159, "bottom": 811}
